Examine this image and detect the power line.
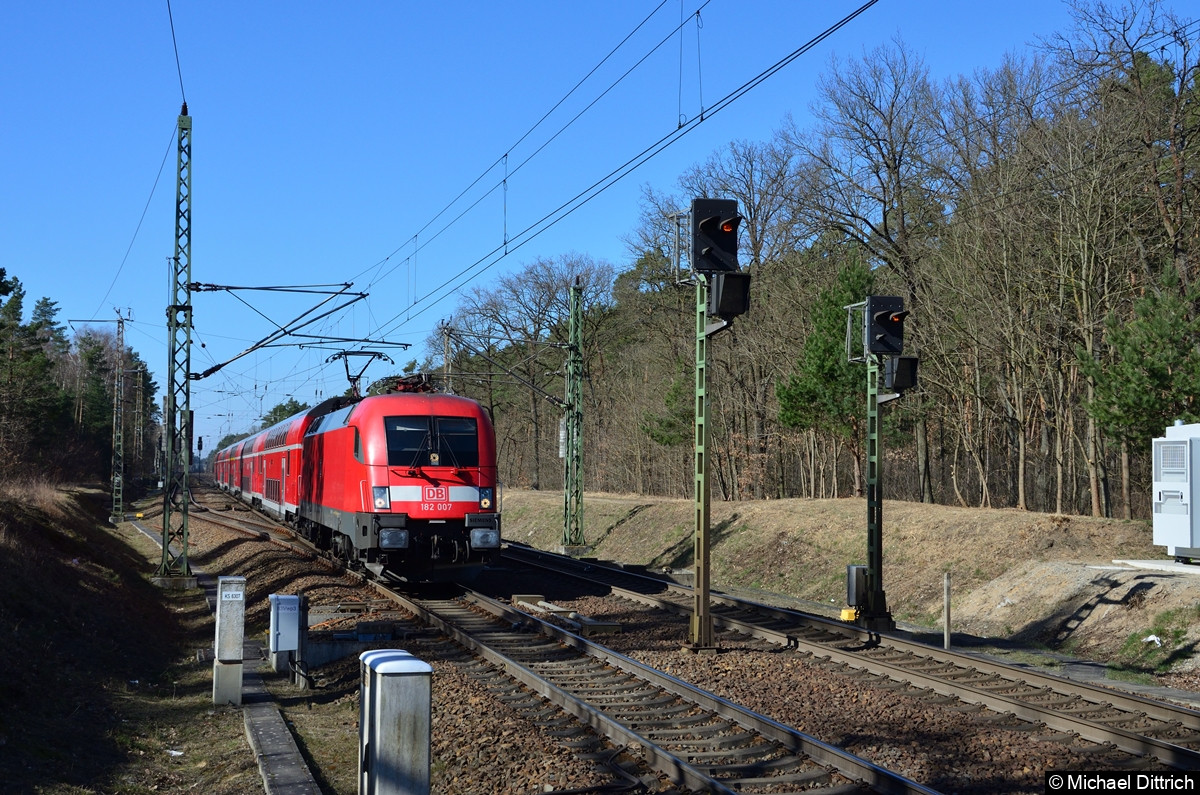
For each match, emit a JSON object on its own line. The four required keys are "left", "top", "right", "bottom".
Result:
{"left": 185, "top": 3, "right": 880, "bottom": 429}
{"left": 367, "top": 0, "right": 883, "bottom": 339}
{"left": 354, "top": 0, "right": 678, "bottom": 290}
{"left": 196, "top": 8, "right": 1199, "bottom": 442}
{"left": 90, "top": 126, "right": 177, "bottom": 319}
{"left": 165, "top": 0, "right": 187, "bottom": 105}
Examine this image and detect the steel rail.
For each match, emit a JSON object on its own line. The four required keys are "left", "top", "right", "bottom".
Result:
{"left": 505, "top": 544, "right": 1200, "bottom": 723}
{"left": 615, "top": 585, "right": 1200, "bottom": 768}
{"left": 503, "top": 547, "right": 1200, "bottom": 769}
{"left": 705, "top": 592, "right": 1200, "bottom": 729}
{"left": 372, "top": 583, "right": 940, "bottom": 795}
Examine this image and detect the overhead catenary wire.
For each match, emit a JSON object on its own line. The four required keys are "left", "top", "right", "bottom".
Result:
{"left": 82, "top": 3, "right": 192, "bottom": 333}
{"left": 211, "top": 3, "right": 1197, "bottom": 436}
{"left": 391, "top": 6, "right": 1199, "bottom": 405}
{"left": 175, "top": 2, "right": 879, "bottom": 433}
{"left": 193, "top": 2, "right": 697, "bottom": 421}
{"left": 367, "top": 0, "right": 884, "bottom": 339}
{"left": 89, "top": 127, "right": 177, "bottom": 320}
{"left": 354, "top": 0, "right": 678, "bottom": 290}
{"left": 165, "top": 0, "right": 187, "bottom": 105}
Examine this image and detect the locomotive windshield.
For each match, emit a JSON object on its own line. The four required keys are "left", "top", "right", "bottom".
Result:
{"left": 385, "top": 416, "right": 479, "bottom": 467}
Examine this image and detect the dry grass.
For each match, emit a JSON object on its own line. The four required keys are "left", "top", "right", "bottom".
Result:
{"left": 0, "top": 476, "right": 72, "bottom": 515}
{"left": 504, "top": 489, "right": 1200, "bottom": 672}
{"left": 0, "top": 487, "right": 259, "bottom": 794}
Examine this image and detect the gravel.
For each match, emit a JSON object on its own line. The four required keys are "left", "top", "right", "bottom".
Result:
{"left": 545, "top": 593, "right": 1174, "bottom": 794}
{"left": 186, "top": 508, "right": 612, "bottom": 795}
{"left": 186, "top": 502, "right": 1192, "bottom": 794}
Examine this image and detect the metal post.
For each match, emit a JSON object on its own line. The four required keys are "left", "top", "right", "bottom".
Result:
{"left": 156, "top": 104, "right": 196, "bottom": 587}
{"left": 944, "top": 572, "right": 951, "bottom": 650}
{"left": 442, "top": 325, "right": 452, "bottom": 392}
{"left": 691, "top": 275, "right": 713, "bottom": 649}
{"left": 862, "top": 355, "right": 895, "bottom": 631}
{"left": 562, "top": 277, "right": 585, "bottom": 550}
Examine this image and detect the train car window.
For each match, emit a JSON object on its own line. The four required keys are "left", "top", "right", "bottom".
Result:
{"left": 384, "top": 416, "right": 479, "bottom": 467}
{"left": 354, "top": 428, "right": 362, "bottom": 462}
{"left": 436, "top": 417, "right": 478, "bottom": 467}
{"left": 385, "top": 417, "right": 432, "bottom": 467}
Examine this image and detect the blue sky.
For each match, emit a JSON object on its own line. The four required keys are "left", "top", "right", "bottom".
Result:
{"left": 1, "top": 0, "right": 1088, "bottom": 448}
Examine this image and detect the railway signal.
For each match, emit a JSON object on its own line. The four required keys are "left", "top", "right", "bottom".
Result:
{"left": 688, "top": 196, "right": 752, "bottom": 650}
{"left": 690, "top": 198, "right": 751, "bottom": 332}
{"left": 865, "top": 295, "right": 908, "bottom": 354}
{"left": 707, "top": 271, "right": 751, "bottom": 321}
{"left": 842, "top": 295, "right": 922, "bottom": 633}
{"left": 884, "top": 355, "right": 919, "bottom": 394}
{"left": 690, "top": 198, "right": 741, "bottom": 273}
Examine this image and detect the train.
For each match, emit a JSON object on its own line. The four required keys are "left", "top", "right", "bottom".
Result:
{"left": 213, "top": 379, "right": 501, "bottom": 581}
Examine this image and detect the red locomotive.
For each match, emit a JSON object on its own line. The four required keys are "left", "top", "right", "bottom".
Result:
{"left": 213, "top": 380, "right": 501, "bottom": 580}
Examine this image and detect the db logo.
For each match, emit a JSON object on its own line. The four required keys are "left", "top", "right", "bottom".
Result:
{"left": 423, "top": 486, "right": 448, "bottom": 501}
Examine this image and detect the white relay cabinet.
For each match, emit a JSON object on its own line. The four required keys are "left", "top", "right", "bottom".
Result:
{"left": 1152, "top": 421, "right": 1200, "bottom": 562}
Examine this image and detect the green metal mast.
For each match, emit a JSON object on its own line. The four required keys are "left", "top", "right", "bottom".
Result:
{"left": 561, "top": 277, "right": 585, "bottom": 550}
{"left": 156, "top": 104, "right": 194, "bottom": 584}
{"left": 863, "top": 354, "right": 894, "bottom": 631}
{"left": 691, "top": 275, "right": 713, "bottom": 649}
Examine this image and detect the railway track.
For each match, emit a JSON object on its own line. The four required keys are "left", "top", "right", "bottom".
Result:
{"left": 502, "top": 544, "right": 1200, "bottom": 772}
{"left": 372, "top": 583, "right": 939, "bottom": 795}
{"left": 189, "top": 492, "right": 936, "bottom": 790}
{"left": 183, "top": 491, "right": 1199, "bottom": 788}
{"left": 190, "top": 493, "right": 336, "bottom": 561}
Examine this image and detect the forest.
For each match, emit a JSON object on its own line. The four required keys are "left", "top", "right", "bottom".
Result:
{"left": 1, "top": 1, "right": 1195, "bottom": 521}
{"left": 0, "top": 274, "right": 159, "bottom": 485}
{"left": 436, "top": 1, "right": 1199, "bottom": 519}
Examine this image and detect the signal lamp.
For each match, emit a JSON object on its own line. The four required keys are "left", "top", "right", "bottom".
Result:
{"left": 691, "top": 198, "right": 741, "bottom": 273}
{"left": 865, "top": 295, "right": 907, "bottom": 354}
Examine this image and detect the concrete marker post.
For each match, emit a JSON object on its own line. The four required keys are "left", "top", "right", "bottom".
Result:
{"left": 213, "top": 576, "right": 246, "bottom": 705}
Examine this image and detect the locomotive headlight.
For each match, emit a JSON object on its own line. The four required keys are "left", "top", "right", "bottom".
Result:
{"left": 478, "top": 487, "right": 494, "bottom": 510}
{"left": 380, "top": 528, "right": 409, "bottom": 549}
{"left": 470, "top": 528, "right": 500, "bottom": 549}
{"left": 372, "top": 486, "right": 391, "bottom": 510}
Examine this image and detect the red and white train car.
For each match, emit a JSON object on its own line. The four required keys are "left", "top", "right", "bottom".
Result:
{"left": 215, "top": 385, "right": 501, "bottom": 580}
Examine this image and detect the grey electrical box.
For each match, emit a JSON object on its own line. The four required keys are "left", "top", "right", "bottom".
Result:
{"left": 359, "top": 650, "right": 432, "bottom": 795}
{"left": 847, "top": 565, "right": 867, "bottom": 607}
{"left": 268, "top": 593, "right": 301, "bottom": 653}
{"left": 1153, "top": 422, "right": 1200, "bottom": 560}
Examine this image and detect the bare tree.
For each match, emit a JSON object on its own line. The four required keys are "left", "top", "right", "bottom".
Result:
{"left": 784, "top": 38, "right": 947, "bottom": 503}
{"left": 448, "top": 254, "right": 614, "bottom": 491}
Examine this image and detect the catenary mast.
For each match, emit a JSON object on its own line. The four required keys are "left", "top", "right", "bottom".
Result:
{"left": 155, "top": 103, "right": 195, "bottom": 585}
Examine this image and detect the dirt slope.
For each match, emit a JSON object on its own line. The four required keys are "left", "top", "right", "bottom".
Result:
{"left": 505, "top": 490, "right": 1200, "bottom": 674}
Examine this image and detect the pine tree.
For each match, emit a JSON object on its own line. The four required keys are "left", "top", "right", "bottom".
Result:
{"left": 1082, "top": 272, "right": 1200, "bottom": 447}
{"left": 777, "top": 254, "right": 874, "bottom": 493}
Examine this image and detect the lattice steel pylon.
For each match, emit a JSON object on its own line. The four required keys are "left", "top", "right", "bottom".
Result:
{"left": 156, "top": 104, "right": 194, "bottom": 584}
{"left": 134, "top": 367, "right": 144, "bottom": 465}
{"left": 109, "top": 313, "right": 127, "bottom": 524}
{"left": 561, "top": 277, "right": 584, "bottom": 549}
